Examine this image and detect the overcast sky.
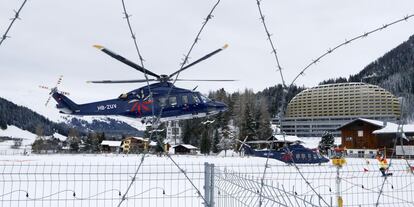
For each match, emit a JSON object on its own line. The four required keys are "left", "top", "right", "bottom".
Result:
{"left": 1, "top": 0, "right": 414, "bottom": 112}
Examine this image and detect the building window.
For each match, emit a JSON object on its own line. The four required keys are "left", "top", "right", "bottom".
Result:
{"left": 358, "top": 130, "right": 363, "bottom": 137}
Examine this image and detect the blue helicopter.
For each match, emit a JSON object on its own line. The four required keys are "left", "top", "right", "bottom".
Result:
{"left": 40, "top": 44, "right": 232, "bottom": 123}
{"left": 238, "top": 136, "right": 329, "bottom": 164}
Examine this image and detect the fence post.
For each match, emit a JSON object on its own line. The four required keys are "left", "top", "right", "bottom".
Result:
{"left": 204, "top": 162, "right": 211, "bottom": 207}
{"left": 210, "top": 163, "right": 215, "bottom": 207}
{"left": 336, "top": 165, "right": 343, "bottom": 207}
{"left": 204, "top": 162, "right": 215, "bottom": 207}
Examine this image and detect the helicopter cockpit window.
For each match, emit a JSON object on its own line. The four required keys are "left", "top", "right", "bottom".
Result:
{"left": 169, "top": 96, "right": 177, "bottom": 107}
{"left": 119, "top": 93, "right": 128, "bottom": 100}
{"left": 192, "top": 94, "right": 201, "bottom": 104}
{"left": 199, "top": 94, "right": 210, "bottom": 103}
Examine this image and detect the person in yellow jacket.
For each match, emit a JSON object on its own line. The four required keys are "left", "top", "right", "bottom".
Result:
{"left": 377, "top": 155, "right": 392, "bottom": 176}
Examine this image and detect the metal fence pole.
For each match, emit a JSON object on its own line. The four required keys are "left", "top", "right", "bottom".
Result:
{"left": 210, "top": 164, "right": 215, "bottom": 207}
{"left": 336, "top": 165, "right": 343, "bottom": 207}
{"left": 204, "top": 162, "right": 211, "bottom": 207}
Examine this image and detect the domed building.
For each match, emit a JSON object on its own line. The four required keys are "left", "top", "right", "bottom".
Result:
{"left": 281, "top": 82, "right": 401, "bottom": 137}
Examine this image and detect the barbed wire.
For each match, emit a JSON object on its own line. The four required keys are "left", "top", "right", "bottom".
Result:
{"left": 255, "top": 0, "right": 286, "bottom": 88}
{"left": 290, "top": 13, "right": 414, "bottom": 86}
{"left": 253, "top": 1, "right": 330, "bottom": 206}
{"left": 116, "top": 1, "right": 222, "bottom": 207}
{"left": 0, "top": 0, "right": 28, "bottom": 47}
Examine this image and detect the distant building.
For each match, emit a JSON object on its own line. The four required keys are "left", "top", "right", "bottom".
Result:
{"left": 101, "top": 140, "right": 122, "bottom": 153}
{"left": 338, "top": 118, "right": 414, "bottom": 157}
{"left": 166, "top": 121, "right": 182, "bottom": 145}
{"left": 173, "top": 144, "right": 198, "bottom": 155}
{"left": 281, "top": 82, "right": 401, "bottom": 137}
{"left": 121, "top": 137, "right": 149, "bottom": 154}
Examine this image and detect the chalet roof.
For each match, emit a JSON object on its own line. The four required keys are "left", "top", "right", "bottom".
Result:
{"left": 337, "top": 118, "right": 386, "bottom": 130}
{"left": 101, "top": 140, "right": 122, "bottom": 147}
{"left": 126, "top": 137, "right": 147, "bottom": 141}
{"left": 373, "top": 123, "right": 414, "bottom": 134}
{"left": 173, "top": 144, "right": 198, "bottom": 150}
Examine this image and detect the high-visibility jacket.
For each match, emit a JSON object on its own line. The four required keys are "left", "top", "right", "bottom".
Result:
{"left": 379, "top": 158, "right": 388, "bottom": 169}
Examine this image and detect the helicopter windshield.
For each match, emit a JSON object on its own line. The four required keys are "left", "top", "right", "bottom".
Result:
{"left": 199, "top": 94, "right": 211, "bottom": 103}
{"left": 119, "top": 93, "right": 128, "bottom": 100}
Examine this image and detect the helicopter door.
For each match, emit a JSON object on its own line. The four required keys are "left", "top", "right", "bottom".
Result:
{"left": 181, "top": 94, "right": 190, "bottom": 111}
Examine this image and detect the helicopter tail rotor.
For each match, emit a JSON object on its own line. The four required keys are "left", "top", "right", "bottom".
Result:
{"left": 39, "top": 75, "right": 70, "bottom": 106}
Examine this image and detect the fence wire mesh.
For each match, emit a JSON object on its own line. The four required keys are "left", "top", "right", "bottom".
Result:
{"left": 0, "top": 156, "right": 413, "bottom": 207}
{"left": 0, "top": 157, "right": 205, "bottom": 207}
{"left": 212, "top": 160, "right": 414, "bottom": 207}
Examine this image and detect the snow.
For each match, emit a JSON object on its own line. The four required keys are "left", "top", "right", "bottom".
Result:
{"left": 373, "top": 123, "right": 414, "bottom": 134}
{"left": 296, "top": 137, "right": 342, "bottom": 148}
{"left": 101, "top": 140, "right": 122, "bottom": 147}
{"left": 175, "top": 144, "right": 198, "bottom": 150}
{"left": 52, "top": 132, "right": 67, "bottom": 141}
{"left": 339, "top": 118, "right": 386, "bottom": 129}
{"left": 0, "top": 154, "right": 412, "bottom": 206}
{"left": 217, "top": 149, "right": 240, "bottom": 157}
{"left": 0, "top": 125, "right": 37, "bottom": 147}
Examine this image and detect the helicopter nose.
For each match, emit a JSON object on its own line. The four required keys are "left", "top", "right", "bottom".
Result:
{"left": 207, "top": 101, "right": 228, "bottom": 113}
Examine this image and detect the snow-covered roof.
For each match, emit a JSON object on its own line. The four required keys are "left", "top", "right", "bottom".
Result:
{"left": 127, "top": 136, "right": 147, "bottom": 141}
{"left": 358, "top": 118, "right": 386, "bottom": 127}
{"left": 101, "top": 140, "right": 121, "bottom": 147}
{"left": 373, "top": 123, "right": 414, "bottom": 134}
{"left": 337, "top": 118, "right": 385, "bottom": 130}
{"left": 273, "top": 134, "right": 301, "bottom": 142}
{"left": 53, "top": 133, "right": 67, "bottom": 141}
{"left": 173, "top": 144, "right": 198, "bottom": 150}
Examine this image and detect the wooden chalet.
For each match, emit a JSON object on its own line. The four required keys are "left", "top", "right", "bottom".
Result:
{"left": 173, "top": 144, "right": 198, "bottom": 155}
{"left": 338, "top": 118, "right": 414, "bottom": 157}
{"left": 101, "top": 140, "right": 122, "bottom": 153}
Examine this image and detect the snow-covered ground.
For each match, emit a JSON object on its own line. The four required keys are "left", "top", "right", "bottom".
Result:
{"left": 0, "top": 125, "right": 37, "bottom": 154}
{"left": 0, "top": 154, "right": 412, "bottom": 207}
{"left": 0, "top": 125, "right": 68, "bottom": 156}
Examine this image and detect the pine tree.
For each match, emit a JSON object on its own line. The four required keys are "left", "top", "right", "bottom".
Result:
{"left": 0, "top": 119, "right": 7, "bottom": 130}
{"left": 212, "top": 129, "right": 220, "bottom": 153}
{"left": 256, "top": 97, "right": 273, "bottom": 139}
{"left": 240, "top": 104, "right": 256, "bottom": 141}
{"left": 200, "top": 129, "right": 211, "bottom": 155}
{"left": 319, "top": 131, "right": 334, "bottom": 154}
{"left": 68, "top": 128, "right": 80, "bottom": 152}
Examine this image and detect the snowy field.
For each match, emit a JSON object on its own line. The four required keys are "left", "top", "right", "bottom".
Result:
{"left": 0, "top": 154, "right": 413, "bottom": 207}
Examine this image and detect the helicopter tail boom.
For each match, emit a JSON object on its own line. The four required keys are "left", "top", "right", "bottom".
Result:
{"left": 52, "top": 92, "right": 79, "bottom": 114}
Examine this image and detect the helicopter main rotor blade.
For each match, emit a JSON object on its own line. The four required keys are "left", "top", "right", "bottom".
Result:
{"left": 93, "top": 45, "right": 160, "bottom": 79}
{"left": 86, "top": 79, "right": 157, "bottom": 84}
{"left": 168, "top": 44, "right": 228, "bottom": 79}
{"left": 174, "top": 79, "right": 236, "bottom": 82}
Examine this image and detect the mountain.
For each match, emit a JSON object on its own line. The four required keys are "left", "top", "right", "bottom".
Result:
{"left": 320, "top": 34, "right": 414, "bottom": 121}
{"left": 0, "top": 97, "right": 143, "bottom": 138}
